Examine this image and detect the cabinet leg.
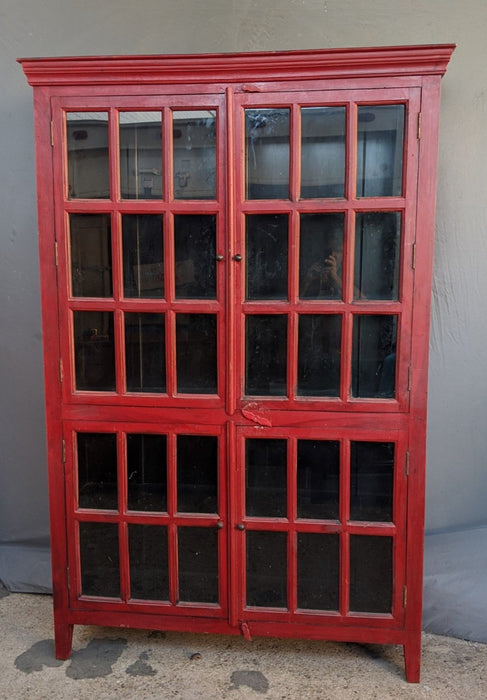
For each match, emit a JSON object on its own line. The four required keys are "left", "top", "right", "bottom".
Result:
{"left": 54, "top": 621, "right": 74, "bottom": 660}
{"left": 403, "top": 633, "right": 421, "bottom": 683}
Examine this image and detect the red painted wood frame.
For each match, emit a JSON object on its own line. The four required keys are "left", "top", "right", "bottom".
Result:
{"left": 19, "top": 45, "right": 454, "bottom": 683}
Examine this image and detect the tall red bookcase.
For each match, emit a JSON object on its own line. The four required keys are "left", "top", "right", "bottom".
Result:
{"left": 20, "top": 45, "right": 454, "bottom": 682}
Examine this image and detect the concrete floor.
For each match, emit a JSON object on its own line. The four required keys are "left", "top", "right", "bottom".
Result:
{"left": 1, "top": 583, "right": 486, "bottom": 699}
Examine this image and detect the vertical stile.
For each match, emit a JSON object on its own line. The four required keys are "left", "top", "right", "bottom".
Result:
{"left": 226, "top": 87, "right": 236, "bottom": 415}
{"left": 340, "top": 438, "right": 351, "bottom": 617}
{"left": 167, "top": 432, "right": 179, "bottom": 605}
{"left": 340, "top": 209, "right": 354, "bottom": 401}
{"left": 287, "top": 437, "right": 298, "bottom": 614}
{"left": 109, "top": 107, "right": 119, "bottom": 202}
{"left": 288, "top": 209, "right": 299, "bottom": 402}
{"left": 117, "top": 431, "right": 131, "bottom": 602}
{"left": 227, "top": 421, "right": 239, "bottom": 627}
{"left": 165, "top": 212, "right": 177, "bottom": 397}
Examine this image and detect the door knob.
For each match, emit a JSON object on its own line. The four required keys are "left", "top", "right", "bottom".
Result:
{"left": 216, "top": 521, "right": 224, "bottom": 529}
{"left": 233, "top": 254, "right": 242, "bottom": 262}
{"left": 215, "top": 254, "right": 224, "bottom": 262}
{"left": 236, "top": 523, "right": 245, "bottom": 531}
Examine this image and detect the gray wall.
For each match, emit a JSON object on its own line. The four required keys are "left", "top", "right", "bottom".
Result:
{"left": 0, "top": 1, "right": 485, "bottom": 586}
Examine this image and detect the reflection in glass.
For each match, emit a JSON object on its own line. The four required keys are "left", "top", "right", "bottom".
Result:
{"left": 67, "top": 112, "right": 109, "bottom": 199}
{"left": 74, "top": 311, "right": 115, "bottom": 391}
{"left": 246, "top": 531, "right": 287, "bottom": 608}
{"left": 80, "top": 522, "right": 119, "bottom": 597}
{"left": 350, "top": 442, "right": 394, "bottom": 522}
{"left": 301, "top": 107, "right": 346, "bottom": 198}
{"left": 245, "top": 109, "right": 290, "bottom": 199}
{"left": 352, "top": 315, "right": 397, "bottom": 398}
{"left": 298, "top": 533, "right": 339, "bottom": 610}
{"left": 246, "top": 439, "right": 287, "bottom": 517}
{"left": 176, "top": 314, "right": 217, "bottom": 393}
{"left": 119, "top": 112, "right": 162, "bottom": 198}
{"left": 178, "top": 527, "right": 218, "bottom": 603}
{"left": 129, "top": 525, "right": 168, "bottom": 600}
{"left": 125, "top": 313, "right": 166, "bottom": 393}
{"left": 177, "top": 435, "right": 218, "bottom": 513}
{"left": 357, "top": 105, "right": 405, "bottom": 197}
{"left": 122, "top": 215, "right": 164, "bottom": 298}
{"left": 77, "top": 432, "right": 117, "bottom": 510}
{"left": 127, "top": 434, "right": 167, "bottom": 512}
{"left": 173, "top": 111, "right": 216, "bottom": 199}
{"left": 174, "top": 215, "right": 216, "bottom": 299}
{"left": 245, "top": 315, "right": 287, "bottom": 396}
{"left": 246, "top": 214, "right": 288, "bottom": 300}
{"left": 298, "top": 315, "right": 341, "bottom": 396}
{"left": 299, "top": 214, "right": 345, "bottom": 299}
{"left": 349, "top": 535, "right": 393, "bottom": 613}
{"left": 297, "top": 440, "right": 339, "bottom": 519}
{"left": 354, "top": 213, "right": 401, "bottom": 300}
{"left": 70, "top": 214, "right": 112, "bottom": 297}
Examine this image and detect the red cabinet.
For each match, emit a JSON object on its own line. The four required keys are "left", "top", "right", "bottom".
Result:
{"left": 20, "top": 45, "right": 454, "bottom": 682}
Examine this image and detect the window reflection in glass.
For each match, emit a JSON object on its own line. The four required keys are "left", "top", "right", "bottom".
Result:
{"left": 77, "top": 432, "right": 117, "bottom": 510}
{"left": 245, "top": 315, "right": 287, "bottom": 396}
{"left": 298, "top": 315, "right": 341, "bottom": 397}
{"left": 119, "top": 112, "right": 162, "bottom": 199}
{"left": 245, "top": 109, "right": 290, "bottom": 200}
{"left": 122, "top": 215, "right": 164, "bottom": 298}
{"left": 173, "top": 111, "right": 216, "bottom": 200}
{"left": 354, "top": 213, "right": 401, "bottom": 300}
{"left": 176, "top": 314, "right": 217, "bottom": 394}
{"left": 74, "top": 311, "right": 115, "bottom": 391}
{"left": 357, "top": 105, "right": 405, "bottom": 197}
{"left": 70, "top": 214, "right": 112, "bottom": 298}
{"left": 127, "top": 434, "right": 167, "bottom": 512}
{"left": 350, "top": 442, "right": 394, "bottom": 522}
{"left": 297, "top": 440, "right": 339, "bottom": 519}
{"left": 349, "top": 535, "right": 393, "bottom": 613}
{"left": 125, "top": 313, "right": 166, "bottom": 393}
{"left": 177, "top": 435, "right": 218, "bottom": 514}
{"left": 246, "top": 531, "right": 287, "bottom": 608}
{"left": 351, "top": 315, "right": 397, "bottom": 398}
{"left": 178, "top": 527, "right": 218, "bottom": 603}
{"left": 299, "top": 213, "right": 345, "bottom": 300}
{"left": 246, "top": 214, "right": 288, "bottom": 300}
{"left": 174, "top": 215, "right": 216, "bottom": 299}
{"left": 80, "top": 522, "right": 120, "bottom": 597}
{"left": 129, "top": 525, "right": 168, "bottom": 600}
{"left": 301, "top": 106, "right": 346, "bottom": 199}
{"left": 67, "top": 112, "right": 109, "bottom": 199}
{"left": 246, "top": 439, "right": 287, "bottom": 517}
{"left": 297, "top": 533, "right": 339, "bottom": 610}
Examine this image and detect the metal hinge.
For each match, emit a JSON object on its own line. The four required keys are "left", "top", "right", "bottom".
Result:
{"left": 417, "top": 112, "right": 422, "bottom": 139}
{"left": 403, "top": 585, "right": 408, "bottom": 608}
{"left": 62, "top": 439, "right": 66, "bottom": 463}
{"left": 405, "top": 451, "right": 410, "bottom": 477}
{"left": 54, "top": 241, "right": 59, "bottom": 267}
{"left": 408, "top": 366, "right": 413, "bottom": 392}
{"left": 59, "top": 358, "right": 64, "bottom": 383}
{"left": 50, "top": 121, "right": 54, "bottom": 147}
{"left": 411, "top": 242, "right": 416, "bottom": 269}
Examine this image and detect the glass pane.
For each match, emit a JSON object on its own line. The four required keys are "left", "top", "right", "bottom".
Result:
{"left": 352, "top": 315, "right": 397, "bottom": 398}
{"left": 177, "top": 435, "right": 218, "bottom": 513}
{"left": 119, "top": 111, "right": 162, "bottom": 199}
{"left": 67, "top": 112, "right": 109, "bottom": 199}
{"left": 299, "top": 213, "right": 345, "bottom": 299}
{"left": 125, "top": 313, "right": 166, "bottom": 393}
{"left": 127, "top": 434, "right": 167, "bottom": 512}
{"left": 129, "top": 525, "right": 168, "bottom": 600}
{"left": 298, "top": 315, "right": 341, "bottom": 396}
{"left": 77, "top": 432, "right": 117, "bottom": 510}
{"left": 297, "top": 440, "right": 339, "bottom": 519}
{"left": 301, "top": 107, "right": 346, "bottom": 198}
{"left": 245, "top": 109, "right": 290, "bottom": 199}
{"left": 246, "top": 214, "right": 288, "bottom": 300}
{"left": 174, "top": 215, "right": 216, "bottom": 299}
{"left": 245, "top": 315, "right": 287, "bottom": 396}
{"left": 350, "top": 442, "right": 394, "bottom": 522}
{"left": 70, "top": 214, "right": 112, "bottom": 297}
{"left": 176, "top": 314, "right": 217, "bottom": 394}
{"left": 349, "top": 535, "right": 393, "bottom": 613}
{"left": 173, "top": 111, "right": 216, "bottom": 199}
{"left": 297, "top": 533, "right": 339, "bottom": 610}
{"left": 354, "top": 213, "right": 401, "bottom": 300}
{"left": 74, "top": 311, "right": 115, "bottom": 391}
{"left": 246, "top": 439, "right": 287, "bottom": 517}
{"left": 357, "top": 105, "right": 405, "bottom": 197}
{"left": 178, "top": 527, "right": 218, "bottom": 603}
{"left": 122, "top": 215, "right": 164, "bottom": 298}
{"left": 246, "top": 531, "right": 287, "bottom": 608}
{"left": 80, "top": 522, "right": 119, "bottom": 597}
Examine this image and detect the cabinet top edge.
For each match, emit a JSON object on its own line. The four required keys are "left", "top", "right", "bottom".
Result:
{"left": 18, "top": 44, "right": 456, "bottom": 87}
